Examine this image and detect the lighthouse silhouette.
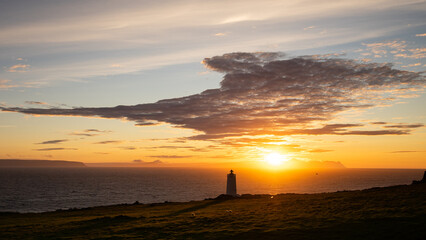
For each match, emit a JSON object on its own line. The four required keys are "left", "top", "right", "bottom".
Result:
{"left": 226, "top": 169, "right": 237, "bottom": 196}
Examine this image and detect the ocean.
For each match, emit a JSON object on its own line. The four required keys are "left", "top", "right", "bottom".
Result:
{"left": 0, "top": 167, "right": 423, "bottom": 213}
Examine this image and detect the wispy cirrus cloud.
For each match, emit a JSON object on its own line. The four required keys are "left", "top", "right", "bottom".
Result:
{"left": 0, "top": 79, "right": 41, "bottom": 89}
{"left": 0, "top": 0, "right": 422, "bottom": 86}
{"left": 36, "top": 139, "right": 68, "bottom": 145}
{"left": 308, "top": 149, "right": 334, "bottom": 153}
{"left": 0, "top": 79, "right": 18, "bottom": 89}
{"left": 384, "top": 124, "right": 424, "bottom": 129}
{"left": 149, "top": 155, "right": 192, "bottom": 159}
{"left": 25, "top": 101, "right": 48, "bottom": 105}
{"left": 34, "top": 147, "right": 77, "bottom": 151}
{"left": 94, "top": 140, "right": 123, "bottom": 144}
{"left": 371, "top": 121, "right": 387, "bottom": 125}
{"left": 390, "top": 150, "right": 425, "bottom": 153}
{"left": 6, "top": 64, "right": 30, "bottom": 72}
{"left": 1, "top": 53, "right": 425, "bottom": 142}
{"left": 142, "top": 145, "right": 196, "bottom": 149}
{"left": 69, "top": 129, "right": 112, "bottom": 137}
{"left": 117, "top": 146, "right": 137, "bottom": 150}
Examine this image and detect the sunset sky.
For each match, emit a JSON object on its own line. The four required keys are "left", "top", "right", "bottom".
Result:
{"left": 0, "top": 0, "right": 425, "bottom": 168}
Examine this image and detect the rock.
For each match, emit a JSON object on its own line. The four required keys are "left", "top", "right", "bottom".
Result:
{"left": 412, "top": 171, "right": 426, "bottom": 184}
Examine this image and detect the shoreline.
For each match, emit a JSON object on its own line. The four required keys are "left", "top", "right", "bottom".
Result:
{"left": 1, "top": 183, "right": 425, "bottom": 239}
{"left": 0, "top": 183, "right": 421, "bottom": 214}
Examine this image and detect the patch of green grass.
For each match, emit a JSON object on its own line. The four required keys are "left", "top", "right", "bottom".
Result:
{"left": 1, "top": 184, "right": 425, "bottom": 239}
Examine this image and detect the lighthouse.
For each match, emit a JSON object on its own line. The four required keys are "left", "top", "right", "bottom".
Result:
{"left": 226, "top": 169, "right": 237, "bottom": 196}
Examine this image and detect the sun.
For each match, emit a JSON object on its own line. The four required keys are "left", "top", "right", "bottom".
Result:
{"left": 264, "top": 152, "right": 289, "bottom": 166}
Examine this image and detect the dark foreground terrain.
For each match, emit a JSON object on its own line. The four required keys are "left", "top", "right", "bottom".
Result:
{"left": 1, "top": 184, "right": 425, "bottom": 240}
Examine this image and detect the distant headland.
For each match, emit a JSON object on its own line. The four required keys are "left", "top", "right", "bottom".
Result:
{"left": 0, "top": 159, "right": 86, "bottom": 168}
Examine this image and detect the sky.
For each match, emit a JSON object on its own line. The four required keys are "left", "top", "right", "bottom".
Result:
{"left": 0, "top": 0, "right": 425, "bottom": 169}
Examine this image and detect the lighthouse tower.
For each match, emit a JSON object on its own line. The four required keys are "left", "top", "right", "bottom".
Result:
{"left": 226, "top": 169, "right": 237, "bottom": 196}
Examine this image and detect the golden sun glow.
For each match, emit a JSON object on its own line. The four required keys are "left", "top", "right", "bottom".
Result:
{"left": 264, "top": 153, "right": 289, "bottom": 166}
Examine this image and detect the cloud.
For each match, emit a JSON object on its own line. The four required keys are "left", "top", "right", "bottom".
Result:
{"left": 25, "top": 101, "right": 47, "bottom": 105}
{"left": 70, "top": 132, "right": 98, "bottom": 137}
{"left": 308, "top": 149, "right": 334, "bottom": 153}
{"left": 415, "top": 33, "right": 426, "bottom": 37}
{"left": 0, "top": 80, "right": 44, "bottom": 89}
{"left": 262, "top": 124, "right": 411, "bottom": 136}
{"left": 303, "top": 26, "right": 315, "bottom": 30}
{"left": 94, "top": 140, "right": 123, "bottom": 144}
{"left": 7, "top": 64, "right": 30, "bottom": 72}
{"left": 148, "top": 155, "right": 192, "bottom": 159}
{"left": 36, "top": 139, "right": 68, "bottom": 145}
{"left": 70, "top": 129, "right": 111, "bottom": 137}
{"left": 34, "top": 148, "right": 77, "bottom": 151}
{"left": 371, "top": 121, "right": 387, "bottom": 125}
{"left": 361, "top": 40, "right": 426, "bottom": 60}
{"left": 85, "top": 129, "right": 111, "bottom": 133}
{"left": 1, "top": 53, "right": 425, "bottom": 140}
{"left": 0, "top": 79, "right": 18, "bottom": 89}
{"left": 390, "top": 150, "right": 424, "bottom": 153}
{"left": 141, "top": 145, "right": 196, "bottom": 150}
{"left": 117, "top": 146, "right": 137, "bottom": 150}
{"left": 401, "top": 63, "right": 421, "bottom": 68}
{"left": 384, "top": 124, "right": 424, "bottom": 128}
{"left": 395, "top": 48, "right": 426, "bottom": 59}
{"left": 133, "top": 159, "right": 163, "bottom": 164}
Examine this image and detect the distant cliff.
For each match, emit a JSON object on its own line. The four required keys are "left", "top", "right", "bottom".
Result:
{"left": 0, "top": 159, "right": 86, "bottom": 168}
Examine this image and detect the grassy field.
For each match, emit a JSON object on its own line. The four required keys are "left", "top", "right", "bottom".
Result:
{"left": 1, "top": 184, "right": 425, "bottom": 239}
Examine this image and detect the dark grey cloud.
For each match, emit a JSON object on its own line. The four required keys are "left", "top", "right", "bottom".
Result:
{"left": 36, "top": 139, "right": 68, "bottom": 144}
{"left": 2, "top": 52, "right": 425, "bottom": 139}
{"left": 35, "top": 148, "right": 77, "bottom": 151}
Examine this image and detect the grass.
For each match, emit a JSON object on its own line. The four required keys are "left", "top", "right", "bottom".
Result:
{"left": 1, "top": 184, "right": 425, "bottom": 239}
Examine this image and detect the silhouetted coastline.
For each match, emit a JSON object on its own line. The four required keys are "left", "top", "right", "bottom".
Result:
{"left": 0, "top": 159, "right": 86, "bottom": 168}
{"left": 1, "top": 183, "right": 425, "bottom": 239}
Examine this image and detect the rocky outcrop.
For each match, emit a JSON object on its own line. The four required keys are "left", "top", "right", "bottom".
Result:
{"left": 412, "top": 171, "right": 426, "bottom": 184}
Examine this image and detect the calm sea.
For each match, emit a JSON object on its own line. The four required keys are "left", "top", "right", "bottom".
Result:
{"left": 0, "top": 168, "right": 423, "bottom": 213}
